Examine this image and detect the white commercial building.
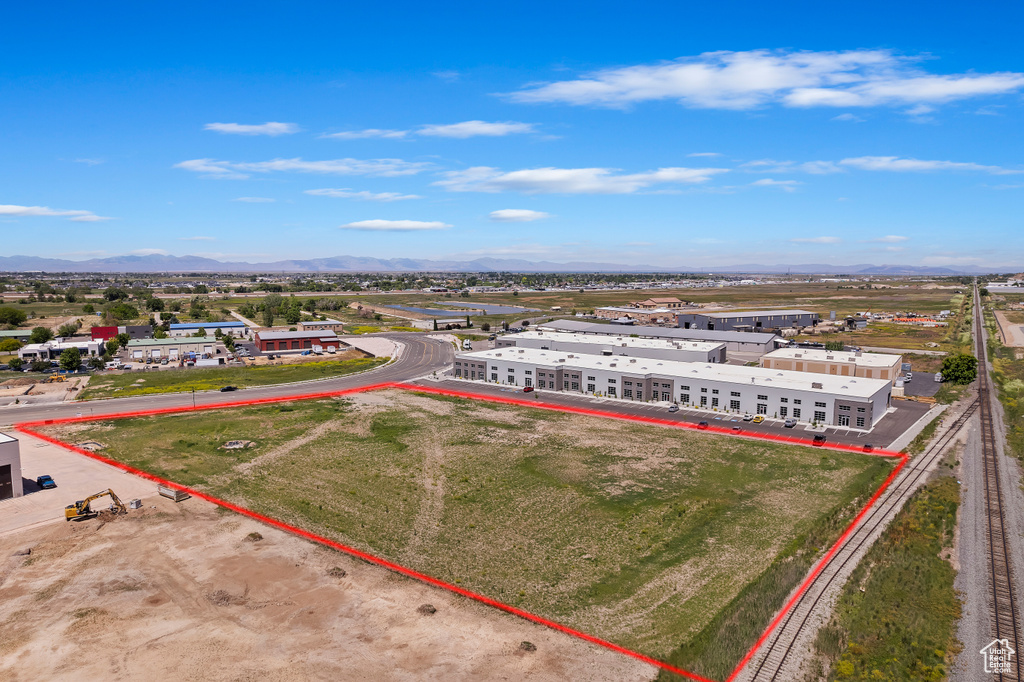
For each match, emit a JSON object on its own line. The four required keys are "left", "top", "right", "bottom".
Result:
{"left": 454, "top": 348, "right": 892, "bottom": 429}
{"left": 0, "top": 432, "right": 23, "bottom": 500}
{"left": 496, "top": 330, "right": 726, "bottom": 364}
{"left": 760, "top": 347, "right": 903, "bottom": 385}
{"left": 18, "top": 338, "right": 105, "bottom": 361}
{"left": 537, "top": 320, "right": 781, "bottom": 355}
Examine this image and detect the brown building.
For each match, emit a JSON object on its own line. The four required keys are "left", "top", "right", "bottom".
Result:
{"left": 632, "top": 297, "right": 689, "bottom": 309}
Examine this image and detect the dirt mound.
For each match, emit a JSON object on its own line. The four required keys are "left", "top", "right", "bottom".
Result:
{"left": 417, "top": 603, "right": 437, "bottom": 615}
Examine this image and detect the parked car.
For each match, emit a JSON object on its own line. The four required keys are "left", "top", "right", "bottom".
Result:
{"left": 668, "top": 404, "right": 679, "bottom": 412}
{"left": 697, "top": 421, "right": 709, "bottom": 429}
{"left": 812, "top": 434, "right": 827, "bottom": 446}
{"left": 742, "top": 413, "right": 753, "bottom": 421}
{"left": 863, "top": 443, "right": 874, "bottom": 452}
{"left": 934, "top": 372, "right": 943, "bottom": 383}
{"left": 904, "top": 373, "right": 912, "bottom": 382}
{"left": 731, "top": 426, "right": 742, "bottom": 432}
{"left": 784, "top": 418, "right": 797, "bottom": 428}
{"left": 752, "top": 415, "right": 765, "bottom": 424}
{"left": 36, "top": 474, "right": 57, "bottom": 489}
{"left": 161, "top": 358, "right": 168, "bottom": 365}
{"left": 523, "top": 386, "right": 534, "bottom": 393}
{"left": 219, "top": 386, "right": 238, "bottom": 392}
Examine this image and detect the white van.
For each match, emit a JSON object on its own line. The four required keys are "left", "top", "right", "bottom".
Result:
{"left": 462, "top": 339, "right": 473, "bottom": 350}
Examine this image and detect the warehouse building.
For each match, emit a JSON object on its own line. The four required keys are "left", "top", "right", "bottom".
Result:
{"left": 254, "top": 330, "right": 343, "bottom": 353}
{"left": 18, "top": 338, "right": 105, "bottom": 361}
{"left": 454, "top": 347, "right": 892, "bottom": 429}
{"left": 0, "top": 432, "right": 23, "bottom": 500}
{"left": 594, "top": 306, "right": 677, "bottom": 325}
{"left": 496, "top": 330, "right": 726, "bottom": 363}
{"left": 675, "top": 309, "right": 819, "bottom": 332}
{"left": 0, "top": 329, "right": 31, "bottom": 343}
{"left": 90, "top": 324, "right": 153, "bottom": 342}
{"left": 631, "top": 297, "right": 691, "bottom": 309}
{"left": 760, "top": 347, "right": 903, "bottom": 384}
{"left": 537, "top": 320, "right": 781, "bottom": 355}
{"left": 125, "top": 336, "right": 222, "bottom": 362}
{"left": 169, "top": 321, "right": 248, "bottom": 338}
{"left": 298, "top": 319, "right": 345, "bottom": 333}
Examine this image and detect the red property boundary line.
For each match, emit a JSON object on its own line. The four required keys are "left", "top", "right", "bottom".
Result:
{"left": 14, "top": 382, "right": 907, "bottom": 682}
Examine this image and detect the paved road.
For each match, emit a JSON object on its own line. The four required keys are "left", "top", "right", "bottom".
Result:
{"left": 0, "top": 334, "right": 454, "bottom": 426}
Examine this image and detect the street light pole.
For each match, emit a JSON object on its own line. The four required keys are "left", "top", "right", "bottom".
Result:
{"left": 192, "top": 388, "right": 196, "bottom": 409}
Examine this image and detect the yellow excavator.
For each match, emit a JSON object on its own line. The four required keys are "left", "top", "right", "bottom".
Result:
{"left": 64, "top": 488, "right": 127, "bottom": 521}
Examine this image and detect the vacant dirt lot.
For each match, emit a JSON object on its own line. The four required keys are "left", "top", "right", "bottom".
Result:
{"left": 0, "top": 495, "right": 654, "bottom": 681}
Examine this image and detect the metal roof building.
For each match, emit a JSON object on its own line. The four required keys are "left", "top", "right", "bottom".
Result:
{"left": 536, "top": 319, "right": 781, "bottom": 354}
{"left": 496, "top": 330, "right": 726, "bottom": 364}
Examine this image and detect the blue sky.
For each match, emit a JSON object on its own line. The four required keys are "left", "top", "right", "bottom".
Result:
{"left": 2, "top": 1, "right": 1023, "bottom": 268}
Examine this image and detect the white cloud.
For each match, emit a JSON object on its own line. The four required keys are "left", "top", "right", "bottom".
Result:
{"left": 840, "top": 156, "right": 1020, "bottom": 174}
{"left": 179, "top": 236, "right": 216, "bottom": 241}
{"left": 489, "top": 209, "right": 551, "bottom": 222}
{"left": 233, "top": 197, "right": 276, "bottom": 203}
{"left": 325, "top": 120, "right": 536, "bottom": 140}
{"left": 323, "top": 129, "right": 409, "bottom": 140}
{"left": 751, "top": 178, "right": 801, "bottom": 192}
{"left": 418, "top": 120, "right": 535, "bottom": 138}
{"left": 304, "top": 188, "right": 422, "bottom": 201}
{"left": 507, "top": 49, "right": 1024, "bottom": 111}
{"left": 130, "top": 248, "right": 170, "bottom": 256}
{"left": 339, "top": 219, "right": 450, "bottom": 231}
{"left": 435, "top": 166, "right": 727, "bottom": 194}
{"left": 175, "top": 157, "right": 432, "bottom": 179}
{"left": 687, "top": 152, "right": 722, "bottom": 157}
{"left": 741, "top": 159, "right": 843, "bottom": 174}
{"left": 870, "top": 235, "right": 909, "bottom": 243}
{"left": 789, "top": 236, "right": 842, "bottom": 244}
{"left": 204, "top": 122, "right": 300, "bottom": 136}
{"left": 0, "top": 204, "right": 111, "bottom": 222}
{"left": 831, "top": 113, "right": 864, "bottom": 122}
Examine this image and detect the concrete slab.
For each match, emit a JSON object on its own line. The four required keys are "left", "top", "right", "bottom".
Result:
{"left": 0, "top": 432, "right": 157, "bottom": 537}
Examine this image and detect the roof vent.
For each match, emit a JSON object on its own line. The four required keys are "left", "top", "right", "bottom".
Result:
{"left": 812, "top": 382, "right": 823, "bottom": 389}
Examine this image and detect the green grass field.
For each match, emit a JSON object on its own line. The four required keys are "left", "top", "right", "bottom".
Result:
{"left": 47, "top": 389, "right": 890, "bottom": 672}
{"left": 76, "top": 356, "right": 387, "bottom": 400}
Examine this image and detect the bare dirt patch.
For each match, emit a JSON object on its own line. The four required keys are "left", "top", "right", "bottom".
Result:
{"left": 0, "top": 496, "right": 653, "bottom": 681}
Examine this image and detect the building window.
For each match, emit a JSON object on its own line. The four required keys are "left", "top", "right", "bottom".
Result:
{"left": 838, "top": 415, "right": 850, "bottom": 427}
{"left": 651, "top": 382, "right": 658, "bottom": 388}
{"left": 682, "top": 385, "right": 690, "bottom": 391}
{"left": 661, "top": 392, "right": 670, "bottom": 401}
{"left": 757, "top": 394, "right": 768, "bottom": 401}
{"left": 525, "top": 370, "right": 532, "bottom": 375}
{"left": 839, "top": 405, "right": 851, "bottom": 412}
{"left": 456, "top": 361, "right": 462, "bottom": 366}
{"left": 525, "top": 378, "right": 533, "bottom": 387}
{"left": 730, "top": 400, "right": 741, "bottom": 410}
{"left": 572, "top": 382, "right": 580, "bottom": 391}
{"left": 815, "top": 401, "right": 826, "bottom": 408}
{"left": 814, "top": 410, "right": 826, "bottom": 422}
{"left": 624, "top": 389, "right": 633, "bottom": 399}
{"left": 757, "top": 403, "right": 767, "bottom": 414}
{"left": 625, "top": 380, "right": 633, "bottom": 386}
{"left": 470, "top": 371, "right": 476, "bottom": 380}
{"left": 793, "top": 408, "right": 801, "bottom": 419}
{"left": 780, "top": 397, "right": 788, "bottom": 403}
{"left": 587, "top": 383, "right": 595, "bottom": 392}
{"left": 856, "top": 417, "right": 866, "bottom": 427}
{"left": 681, "top": 393, "right": 690, "bottom": 404}
{"left": 780, "top": 406, "right": 788, "bottom": 417}
{"left": 794, "top": 399, "right": 802, "bottom": 405}
{"left": 491, "top": 373, "right": 497, "bottom": 381}
{"left": 538, "top": 380, "right": 546, "bottom": 389}
{"left": 701, "top": 388, "right": 708, "bottom": 393}
{"left": 857, "top": 407, "right": 866, "bottom": 413}
{"left": 608, "top": 387, "right": 616, "bottom": 396}
{"left": 608, "top": 378, "right": 616, "bottom": 384}
{"left": 587, "top": 376, "right": 595, "bottom": 381}
{"left": 731, "top": 391, "right": 741, "bottom": 397}
{"left": 455, "top": 369, "right": 462, "bottom": 377}
{"left": 712, "top": 389, "right": 719, "bottom": 395}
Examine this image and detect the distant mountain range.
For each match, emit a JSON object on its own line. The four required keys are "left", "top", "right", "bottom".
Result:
{"left": 0, "top": 253, "right": 1002, "bottom": 275}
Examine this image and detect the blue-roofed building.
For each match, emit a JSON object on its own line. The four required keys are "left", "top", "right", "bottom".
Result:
{"left": 168, "top": 320, "right": 248, "bottom": 338}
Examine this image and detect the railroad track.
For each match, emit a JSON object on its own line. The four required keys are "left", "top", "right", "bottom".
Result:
{"left": 742, "top": 399, "right": 979, "bottom": 681}
{"left": 975, "top": 283, "right": 1022, "bottom": 681}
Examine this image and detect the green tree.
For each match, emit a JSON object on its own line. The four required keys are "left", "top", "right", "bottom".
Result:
{"left": 106, "top": 338, "right": 120, "bottom": 356}
{"left": 57, "top": 321, "right": 81, "bottom": 337}
{"left": 88, "top": 356, "right": 106, "bottom": 370}
{"left": 29, "top": 326, "right": 53, "bottom": 344}
{"left": 940, "top": 353, "right": 978, "bottom": 385}
{"left": 7, "top": 357, "right": 23, "bottom": 371}
{"left": 0, "top": 338, "right": 22, "bottom": 352}
{"left": 261, "top": 307, "right": 274, "bottom": 327}
{"left": 153, "top": 328, "right": 168, "bottom": 339}
{"left": 110, "top": 302, "right": 139, "bottom": 320}
{"left": 824, "top": 339, "right": 844, "bottom": 351}
{"left": 31, "top": 359, "right": 51, "bottom": 372}
{"left": 0, "top": 305, "right": 28, "bottom": 325}
{"left": 59, "top": 347, "right": 82, "bottom": 372}
{"left": 64, "top": 292, "right": 77, "bottom": 303}
{"left": 103, "top": 287, "right": 129, "bottom": 301}
{"left": 285, "top": 308, "right": 301, "bottom": 325}
{"left": 481, "top": 322, "right": 491, "bottom": 332}
{"left": 82, "top": 303, "right": 95, "bottom": 314}
{"left": 146, "top": 297, "right": 165, "bottom": 312}
{"left": 116, "top": 333, "right": 131, "bottom": 349}
{"left": 980, "top": 288, "right": 989, "bottom": 297}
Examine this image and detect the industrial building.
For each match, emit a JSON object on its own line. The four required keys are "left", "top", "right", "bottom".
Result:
{"left": 496, "top": 330, "right": 726, "bottom": 363}
{"left": 675, "top": 309, "right": 819, "bottom": 332}
{"left": 631, "top": 297, "right": 691, "bottom": 309}
{"left": 18, "top": 338, "right": 105, "bottom": 361}
{"left": 0, "top": 432, "right": 23, "bottom": 500}
{"left": 454, "top": 347, "right": 892, "bottom": 429}
{"left": 593, "top": 306, "right": 677, "bottom": 325}
{"left": 125, "top": 336, "right": 222, "bottom": 362}
{"left": 254, "top": 330, "right": 343, "bottom": 352}
{"left": 169, "top": 321, "right": 248, "bottom": 338}
{"left": 760, "top": 347, "right": 903, "bottom": 384}
{"left": 90, "top": 325, "right": 153, "bottom": 342}
{"left": 298, "top": 319, "right": 345, "bottom": 333}
{"left": 537, "top": 320, "right": 781, "bottom": 355}
{"left": 0, "top": 329, "right": 31, "bottom": 342}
